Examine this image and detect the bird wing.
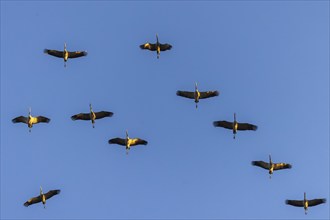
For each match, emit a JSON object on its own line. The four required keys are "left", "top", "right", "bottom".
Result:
{"left": 44, "top": 190, "right": 61, "bottom": 200}
{"left": 199, "top": 91, "right": 219, "bottom": 99}
{"left": 273, "top": 163, "right": 292, "bottom": 170}
{"left": 308, "top": 199, "right": 326, "bottom": 207}
{"left": 68, "top": 51, "right": 88, "bottom": 58}
{"left": 94, "top": 111, "right": 114, "bottom": 119}
{"left": 108, "top": 138, "right": 126, "bottom": 146}
{"left": 285, "top": 200, "right": 304, "bottom": 207}
{"left": 251, "top": 161, "right": 270, "bottom": 170}
{"left": 159, "top": 43, "right": 172, "bottom": 51}
{"left": 140, "top": 43, "right": 157, "bottom": 51}
{"left": 176, "top": 91, "right": 195, "bottom": 99}
{"left": 24, "top": 195, "right": 42, "bottom": 207}
{"left": 213, "top": 121, "right": 233, "bottom": 129}
{"left": 44, "top": 49, "right": 64, "bottom": 58}
{"left": 71, "top": 113, "right": 91, "bottom": 120}
{"left": 12, "top": 116, "right": 28, "bottom": 124}
{"left": 237, "top": 123, "right": 258, "bottom": 131}
{"left": 36, "top": 116, "right": 51, "bottom": 123}
{"left": 130, "top": 138, "right": 148, "bottom": 146}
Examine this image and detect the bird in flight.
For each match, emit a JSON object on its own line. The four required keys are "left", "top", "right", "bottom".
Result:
{"left": 213, "top": 113, "right": 257, "bottom": 139}
{"left": 24, "top": 186, "right": 61, "bottom": 208}
{"left": 176, "top": 82, "right": 219, "bottom": 108}
{"left": 44, "top": 42, "right": 87, "bottom": 67}
{"left": 12, "top": 107, "right": 50, "bottom": 132}
{"left": 71, "top": 104, "right": 113, "bottom": 128}
{"left": 251, "top": 155, "right": 292, "bottom": 178}
{"left": 140, "top": 34, "right": 172, "bottom": 59}
{"left": 108, "top": 130, "right": 148, "bottom": 154}
{"left": 285, "top": 192, "right": 326, "bottom": 214}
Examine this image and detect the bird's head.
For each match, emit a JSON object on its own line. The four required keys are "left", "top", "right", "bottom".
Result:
{"left": 89, "top": 103, "right": 93, "bottom": 111}
{"left": 234, "top": 113, "right": 236, "bottom": 121}
{"left": 40, "top": 186, "right": 43, "bottom": 195}
{"left": 156, "top": 34, "right": 159, "bottom": 42}
{"left": 195, "top": 82, "right": 198, "bottom": 91}
{"left": 64, "top": 42, "right": 67, "bottom": 51}
{"left": 269, "top": 154, "right": 272, "bottom": 164}
{"left": 125, "top": 130, "right": 129, "bottom": 138}
{"left": 28, "top": 107, "right": 32, "bottom": 118}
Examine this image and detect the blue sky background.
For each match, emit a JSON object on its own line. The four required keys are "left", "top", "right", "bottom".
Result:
{"left": 1, "top": 1, "right": 329, "bottom": 219}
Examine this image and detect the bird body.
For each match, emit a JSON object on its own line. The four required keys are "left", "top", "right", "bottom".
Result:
{"left": 44, "top": 43, "right": 87, "bottom": 67}
{"left": 24, "top": 187, "right": 60, "bottom": 208}
{"left": 285, "top": 192, "right": 326, "bottom": 214}
{"left": 176, "top": 82, "right": 219, "bottom": 108}
{"left": 213, "top": 113, "right": 257, "bottom": 139}
{"left": 12, "top": 108, "right": 50, "bottom": 132}
{"left": 71, "top": 104, "right": 113, "bottom": 128}
{"left": 108, "top": 130, "right": 148, "bottom": 154}
{"left": 140, "top": 34, "right": 172, "bottom": 59}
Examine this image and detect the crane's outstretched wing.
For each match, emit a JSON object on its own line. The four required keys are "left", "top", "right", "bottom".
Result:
{"left": 68, "top": 51, "right": 88, "bottom": 58}
{"left": 36, "top": 116, "right": 51, "bottom": 123}
{"left": 176, "top": 91, "right": 195, "bottom": 99}
{"left": 251, "top": 161, "right": 270, "bottom": 170}
{"left": 285, "top": 200, "right": 304, "bottom": 207}
{"left": 12, "top": 116, "right": 28, "bottom": 124}
{"left": 199, "top": 91, "right": 219, "bottom": 99}
{"left": 44, "top": 190, "right": 61, "bottom": 200}
{"left": 213, "top": 121, "right": 233, "bottom": 130}
{"left": 44, "top": 49, "right": 64, "bottom": 58}
{"left": 24, "top": 195, "right": 42, "bottom": 207}
{"left": 130, "top": 138, "right": 148, "bottom": 146}
{"left": 140, "top": 43, "right": 157, "bottom": 51}
{"left": 159, "top": 43, "right": 172, "bottom": 51}
{"left": 71, "top": 113, "right": 91, "bottom": 120}
{"left": 273, "top": 163, "right": 292, "bottom": 170}
{"left": 94, "top": 111, "right": 113, "bottom": 119}
{"left": 308, "top": 199, "right": 326, "bottom": 207}
{"left": 108, "top": 138, "right": 126, "bottom": 146}
{"left": 237, "top": 123, "right": 258, "bottom": 131}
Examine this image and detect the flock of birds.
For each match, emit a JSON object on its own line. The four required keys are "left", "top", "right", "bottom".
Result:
{"left": 11, "top": 34, "right": 327, "bottom": 215}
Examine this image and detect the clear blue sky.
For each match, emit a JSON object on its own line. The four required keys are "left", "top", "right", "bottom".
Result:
{"left": 1, "top": 1, "right": 329, "bottom": 219}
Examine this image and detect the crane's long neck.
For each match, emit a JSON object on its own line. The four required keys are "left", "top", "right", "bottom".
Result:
{"left": 89, "top": 103, "right": 93, "bottom": 113}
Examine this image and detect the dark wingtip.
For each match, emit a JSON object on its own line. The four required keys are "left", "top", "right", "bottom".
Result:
{"left": 252, "top": 125, "right": 258, "bottom": 131}
{"left": 251, "top": 161, "right": 257, "bottom": 166}
{"left": 143, "top": 140, "right": 148, "bottom": 145}
{"left": 55, "top": 189, "right": 61, "bottom": 195}
{"left": 214, "top": 91, "right": 220, "bottom": 96}
{"left": 176, "top": 91, "right": 181, "bottom": 96}
{"left": 285, "top": 200, "right": 290, "bottom": 204}
{"left": 83, "top": 51, "right": 88, "bottom": 56}
{"left": 24, "top": 202, "right": 29, "bottom": 207}
{"left": 71, "top": 115, "right": 77, "bottom": 121}
{"left": 287, "top": 164, "right": 292, "bottom": 169}
{"left": 213, "top": 121, "right": 219, "bottom": 127}
{"left": 108, "top": 139, "right": 114, "bottom": 144}
{"left": 139, "top": 44, "right": 145, "bottom": 49}
{"left": 322, "top": 198, "right": 327, "bottom": 203}
{"left": 168, "top": 45, "right": 173, "bottom": 50}
{"left": 43, "top": 49, "right": 49, "bottom": 54}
